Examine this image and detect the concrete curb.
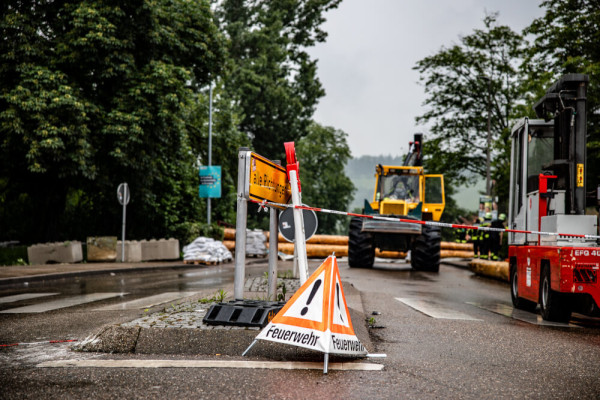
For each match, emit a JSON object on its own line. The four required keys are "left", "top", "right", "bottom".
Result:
{"left": 74, "top": 307, "right": 371, "bottom": 360}
{"left": 0, "top": 262, "right": 194, "bottom": 285}
{"left": 72, "top": 279, "right": 374, "bottom": 359}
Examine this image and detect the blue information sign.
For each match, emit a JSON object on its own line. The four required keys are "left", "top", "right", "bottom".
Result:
{"left": 199, "top": 166, "right": 221, "bottom": 198}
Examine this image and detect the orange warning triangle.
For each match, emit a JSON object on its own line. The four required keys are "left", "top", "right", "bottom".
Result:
{"left": 255, "top": 255, "right": 367, "bottom": 355}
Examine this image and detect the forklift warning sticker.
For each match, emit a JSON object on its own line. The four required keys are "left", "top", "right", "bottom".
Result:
{"left": 254, "top": 256, "right": 367, "bottom": 355}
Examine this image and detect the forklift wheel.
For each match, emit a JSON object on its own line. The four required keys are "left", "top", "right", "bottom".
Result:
{"left": 510, "top": 264, "right": 537, "bottom": 312}
{"left": 539, "top": 264, "right": 572, "bottom": 322}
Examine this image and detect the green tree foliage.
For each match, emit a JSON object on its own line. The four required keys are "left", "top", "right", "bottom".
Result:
{"left": 413, "top": 13, "right": 525, "bottom": 185}
{"left": 296, "top": 122, "right": 355, "bottom": 234}
{"left": 524, "top": 0, "right": 600, "bottom": 204}
{"left": 215, "top": 0, "right": 341, "bottom": 161}
{"left": 413, "top": 13, "right": 526, "bottom": 215}
{"left": 0, "top": 0, "right": 226, "bottom": 243}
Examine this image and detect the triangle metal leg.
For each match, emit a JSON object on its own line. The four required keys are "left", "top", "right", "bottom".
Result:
{"left": 323, "top": 353, "right": 329, "bottom": 374}
{"left": 242, "top": 339, "right": 257, "bottom": 357}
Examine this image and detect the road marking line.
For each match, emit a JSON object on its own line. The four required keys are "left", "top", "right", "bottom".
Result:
{"left": 0, "top": 293, "right": 60, "bottom": 304}
{"left": 0, "top": 293, "right": 128, "bottom": 313}
{"left": 93, "top": 291, "right": 199, "bottom": 311}
{"left": 36, "top": 359, "right": 384, "bottom": 371}
{"left": 467, "top": 302, "right": 579, "bottom": 328}
{"left": 396, "top": 298, "right": 482, "bottom": 321}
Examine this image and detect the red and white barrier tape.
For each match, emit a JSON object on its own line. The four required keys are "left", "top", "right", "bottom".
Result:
{"left": 250, "top": 198, "right": 600, "bottom": 240}
{"left": 0, "top": 339, "right": 77, "bottom": 348}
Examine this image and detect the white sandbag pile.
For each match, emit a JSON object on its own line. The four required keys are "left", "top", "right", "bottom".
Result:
{"left": 246, "top": 229, "right": 267, "bottom": 256}
{"left": 182, "top": 237, "right": 232, "bottom": 263}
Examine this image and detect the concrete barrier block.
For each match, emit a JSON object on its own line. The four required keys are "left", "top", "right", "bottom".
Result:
{"left": 140, "top": 238, "right": 180, "bottom": 261}
{"left": 27, "top": 241, "right": 83, "bottom": 265}
{"left": 117, "top": 241, "right": 142, "bottom": 262}
{"left": 87, "top": 236, "right": 117, "bottom": 262}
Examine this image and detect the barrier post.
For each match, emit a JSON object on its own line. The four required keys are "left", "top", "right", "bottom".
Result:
{"left": 285, "top": 142, "right": 309, "bottom": 284}
{"left": 293, "top": 246, "right": 299, "bottom": 278}
{"left": 267, "top": 162, "right": 281, "bottom": 299}
{"left": 234, "top": 148, "right": 250, "bottom": 300}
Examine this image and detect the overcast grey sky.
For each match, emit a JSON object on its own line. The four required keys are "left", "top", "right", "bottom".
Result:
{"left": 309, "top": 0, "right": 545, "bottom": 158}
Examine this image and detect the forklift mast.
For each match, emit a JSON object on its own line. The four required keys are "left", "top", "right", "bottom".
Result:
{"left": 533, "top": 73, "right": 589, "bottom": 215}
{"left": 507, "top": 74, "right": 596, "bottom": 247}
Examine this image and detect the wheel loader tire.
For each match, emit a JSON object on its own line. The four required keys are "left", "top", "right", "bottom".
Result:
{"left": 348, "top": 217, "right": 375, "bottom": 269}
{"left": 411, "top": 225, "right": 441, "bottom": 272}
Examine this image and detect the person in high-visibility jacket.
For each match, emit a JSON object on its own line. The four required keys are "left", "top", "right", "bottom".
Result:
{"left": 468, "top": 217, "right": 483, "bottom": 258}
{"left": 455, "top": 226, "right": 467, "bottom": 243}
{"left": 489, "top": 213, "right": 506, "bottom": 261}
{"left": 479, "top": 212, "right": 493, "bottom": 260}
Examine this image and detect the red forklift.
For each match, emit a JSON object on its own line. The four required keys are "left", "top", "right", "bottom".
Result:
{"left": 508, "top": 74, "right": 600, "bottom": 322}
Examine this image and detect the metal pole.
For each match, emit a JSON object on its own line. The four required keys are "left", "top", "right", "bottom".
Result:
{"left": 267, "top": 160, "right": 281, "bottom": 300}
{"left": 242, "top": 339, "right": 257, "bottom": 357}
{"left": 207, "top": 82, "right": 213, "bottom": 224}
{"left": 121, "top": 195, "right": 126, "bottom": 262}
{"left": 575, "top": 79, "right": 587, "bottom": 215}
{"left": 293, "top": 245, "right": 298, "bottom": 278}
{"left": 234, "top": 148, "right": 250, "bottom": 300}
{"left": 486, "top": 77, "right": 492, "bottom": 196}
{"left": 288, "top": 169, "right": 308, "bottom": 284}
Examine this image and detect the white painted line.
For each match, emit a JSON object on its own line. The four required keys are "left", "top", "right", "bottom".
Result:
{"left": 93, "top": 292, "right": 199, "bottom": 311}
{"left": 366, "top": 353, "right": 387, "bottom": 358}
{"left": 37, "top": 359, "right": 384, "bottom": 371}
{"left": 0, "top": 293, "right": 59, "bottom": 304}
{"left": 467, "top": 302, "right": 579, "bottom": 328}
{"left": 396, "top": 298, "right": 482, "bottom": 321}
{"left": 0, "top": 293, "right": 128, "bottom": 313}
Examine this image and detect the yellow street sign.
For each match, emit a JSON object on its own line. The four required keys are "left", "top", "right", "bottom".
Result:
{"left": 243, "top": 151, "right": 291, "bottom": 206}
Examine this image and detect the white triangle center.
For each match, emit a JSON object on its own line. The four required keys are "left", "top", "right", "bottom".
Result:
{"left": 282, "top": 269, "right": 326, "bottom": 322}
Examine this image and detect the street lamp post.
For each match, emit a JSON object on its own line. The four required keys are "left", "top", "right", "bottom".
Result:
{"left": 207, "top": 81, "right": 213, "bottom": 224}
{"left": 484, "top": 76, "right": 492, "bottom": 196}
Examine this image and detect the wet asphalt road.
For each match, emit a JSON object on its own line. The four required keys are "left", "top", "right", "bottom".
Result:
{"left": 1, "top": 260, "right": 600, "bottom": 399}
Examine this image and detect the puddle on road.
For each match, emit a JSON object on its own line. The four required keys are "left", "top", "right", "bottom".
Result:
{"left": 468, "top": 302, "right": 581, "bottom": 328}
{"left": 0, "top": 342, "right": 99, "bottom": 368}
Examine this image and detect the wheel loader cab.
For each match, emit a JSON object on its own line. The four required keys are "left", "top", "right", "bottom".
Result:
{"left": 371, "top": 165, "right": 445, "bottom": 221}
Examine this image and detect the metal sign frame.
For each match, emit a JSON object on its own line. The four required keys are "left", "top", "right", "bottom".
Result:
{"left": 243, "top": 151, "right": 291, "bottom": 207}
{"left": 117, "top": 183, "right": 130, "bottom": 262}
{"left": 235, "top": 148, "right": 307, "bottom": 300}
{"left": 117, "top": 183, "right": 130, "bottom": 206}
